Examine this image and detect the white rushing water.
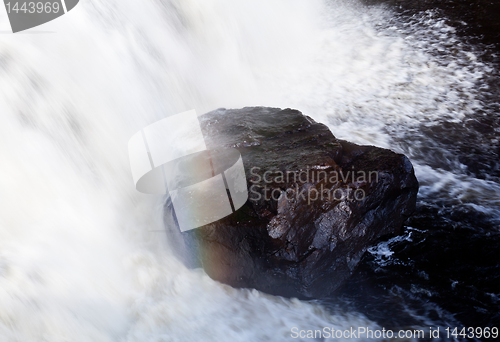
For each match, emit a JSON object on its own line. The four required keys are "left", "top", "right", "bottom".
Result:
{"left": 0, "top": 0, "right": 496, "bottom": 341}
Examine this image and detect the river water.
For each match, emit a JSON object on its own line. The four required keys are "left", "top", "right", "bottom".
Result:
{"left": 0, "top": 0, "right": 498, "bottom": 341}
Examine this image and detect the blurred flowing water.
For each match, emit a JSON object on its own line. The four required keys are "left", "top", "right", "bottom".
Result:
{"left": 0, "top": 0, "right": 498, "bottom": 341}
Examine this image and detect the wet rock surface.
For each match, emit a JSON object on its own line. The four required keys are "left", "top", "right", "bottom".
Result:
{"left": 166, "top": 107, "right": 418, "bottom": 298}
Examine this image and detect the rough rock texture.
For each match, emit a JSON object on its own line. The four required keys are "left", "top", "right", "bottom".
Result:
{"left": 165, "top": 107, "right": 418, "bottom": 298}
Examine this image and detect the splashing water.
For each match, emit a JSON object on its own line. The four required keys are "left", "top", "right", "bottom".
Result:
{"left": 0, "top": 0, "right": 497, "bottom": 340}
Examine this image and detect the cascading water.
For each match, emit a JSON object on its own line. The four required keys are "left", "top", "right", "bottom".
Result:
{"left": 0, "top": 0, "right": 498, "bottom": 341}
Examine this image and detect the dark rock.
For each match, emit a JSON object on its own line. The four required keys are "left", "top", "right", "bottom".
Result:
{"left": 165, "top": 107, "right": 418, "bottom": 298}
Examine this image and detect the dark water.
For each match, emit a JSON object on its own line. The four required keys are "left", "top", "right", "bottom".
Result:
{"left": 363, "top": 0, "right": 500, "bottom": 54}
{"left": 320, "top": 1, "right": 500, "bottom": 340}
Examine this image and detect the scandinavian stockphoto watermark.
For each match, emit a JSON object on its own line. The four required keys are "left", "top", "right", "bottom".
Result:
{"left": 3, "top": 0, "right": 79, "bottom": 32}
{"left": 249, "top": 166, "right": 379, "bottom": 205}
{"left": 128, "top": 110, "right": 249, "bottom": 233}
{"left": 291, "top": 326, "right": 429, "bottom": 340}
{"left": 128, "top": 110, "right": 378, "bottom": 231}
{"left": 290, "top": 326, "right": 499, "bottom": 340}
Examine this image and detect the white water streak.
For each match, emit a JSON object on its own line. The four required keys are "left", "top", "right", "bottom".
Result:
{"left": 0, "top": 0, "right": 492, "bottom": 340}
